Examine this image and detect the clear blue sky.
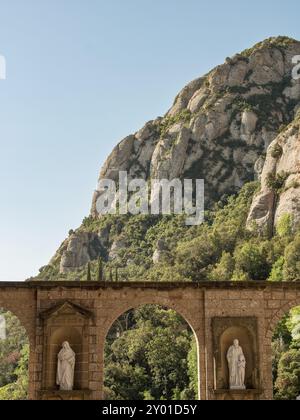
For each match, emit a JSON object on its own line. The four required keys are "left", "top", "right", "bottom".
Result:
{"left": 0, "top": 0, "right": 299, "bottom": 281}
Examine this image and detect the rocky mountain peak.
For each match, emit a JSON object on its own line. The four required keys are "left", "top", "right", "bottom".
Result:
{"left": 91, "top": 36, "right": 300, "bottom": 216}
{"left": 36, "top": 37, "right": 300, "bottom": 278}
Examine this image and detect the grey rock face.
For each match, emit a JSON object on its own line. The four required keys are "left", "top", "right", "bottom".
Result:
{"left": 91, "top": 38, "right": 300, "bottom": 216}
{"left": 247, "top": 116, "right": 300, "bottom": 233}
{"left": 109, "top": 238, "right": 127, "bottom": 261}
{"left": 58, "top": 232, "right": 104, "bottom": 274}
{"left": 254, "top": 157, "right": 266, "bottom": 180}
{"left": 152, "top": 239, "right": 170, "bottom": 264}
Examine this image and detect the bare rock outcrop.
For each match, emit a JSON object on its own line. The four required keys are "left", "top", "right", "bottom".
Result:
{"left": 152, "top": 239, "right": 170, "bottom": 265}
{"left": 91, "top": 37, "right": 300, "bottom": 216}
{"left": 54, "top": 231, "right": 105, "bottom": 274}
{"left": 247, "top": 114, "right": 300, "bottom": 233}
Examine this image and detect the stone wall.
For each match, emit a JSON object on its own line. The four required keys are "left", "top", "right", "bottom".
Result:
{"left": 0, "top": 281, "right": 300, "bottom": 400}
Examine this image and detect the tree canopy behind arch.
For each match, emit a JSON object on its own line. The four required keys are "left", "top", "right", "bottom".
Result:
{"left": 0, "top": 309, "right": 29, "bottom": 400}
{"left": 104, "top": 305, "right": 198, "bottom": 400}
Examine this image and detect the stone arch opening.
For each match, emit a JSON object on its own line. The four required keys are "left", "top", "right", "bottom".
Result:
{"left": 103, "top": 303, "right": 200, "bottom": 401}
{"left": 267, "top": 299, "right": 300, "bottom": 338}
{"left": 0, "top": 307, "right": 29, "bottom": 400}
{"left": 271, "top": 303, "right": 300, "bottom": 400}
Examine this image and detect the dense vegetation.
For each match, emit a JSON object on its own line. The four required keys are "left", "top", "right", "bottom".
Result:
{"left": 39, "top": 181, "right": 300, "bottom": 284}
{"left": 104, "top": 305, "right": 197, "bottom": 400}
{"left": 0, "top": 310, "right": 29, "bottom": 400}
{"left": 273, "top": 307, "right": 300, "bottom": 400}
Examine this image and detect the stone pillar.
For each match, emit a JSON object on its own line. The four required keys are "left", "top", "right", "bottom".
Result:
{"left": 28, "top": 340, "right": 36, "bottom": 400}
{"left": 97, "top": 333, "right": 105, "bottom": 400}
{"left": 194, "top": 328, "right": 207, "bottom": 400}
{"left": 263, "top": 335, "right": 274, "bottom": 400}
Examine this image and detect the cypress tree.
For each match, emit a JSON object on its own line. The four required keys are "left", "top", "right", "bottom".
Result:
{"left": 97, "top": 257, "right": 103, "bottom": 281}
{"left": 87, "top": 262, "right": 92, "bottom": 282}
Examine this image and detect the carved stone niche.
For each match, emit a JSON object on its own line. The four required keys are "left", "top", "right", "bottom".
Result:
{"left": 39, "top": 301, "right": 93, "bottom": 401}
{"left": 211, "top": 317, "right": 262, "bottom": 400}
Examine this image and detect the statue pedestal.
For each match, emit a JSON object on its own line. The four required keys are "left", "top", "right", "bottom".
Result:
{"left": 39, "top": 390, "right": 92, "bottom": 401}
{"left": 212, "top": 389, "right": 263, "bottom": 401}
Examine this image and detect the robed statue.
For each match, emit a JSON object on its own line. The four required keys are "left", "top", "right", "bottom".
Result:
{"left": 56, "top": 341, "right": 75, "bottom": 391}
{"left": 227, "top": 339, "right": 246, "bottom": 390}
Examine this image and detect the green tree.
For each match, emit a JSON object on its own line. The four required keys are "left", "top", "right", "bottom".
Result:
{"left": 283, "top": 235, "right": 300, "bottom": 281}
{"left": 234, "top": 240, "right": 271, "bottom": 280}
{"left": 276, "top": 214, "right": 293, "bottom": 237}
{"left": 104, "top": 305, "right": 197, "bottom": 400}
{"left": 269, "top": 257, "right": 285, "bottom": 282}
{"left": 209, "top": 252, "right": 235, "bottom": 281}
{"left": 86, "top": 262, "right": 92, "bottom": 282}
{"left": 0, "top": 310, "right": 29, "bottom": 400}
{"left": 97, "top": 258, "right": 104, "bottom": 282}
{"left": 286, "top": 307, "right": 300, "bottom": 341}
{"left": 272, "top": 306, "right": 300, "bottom": 400}
{"left": 187, "top": 339, "right": 198, "bottom": 398}
{"left": 275, "top": 348, "right": 300, "bottom": 400}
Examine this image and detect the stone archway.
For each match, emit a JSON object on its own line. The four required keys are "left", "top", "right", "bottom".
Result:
{"left": 266, "top": 298, "right": 300, "bottom": 339}
{"left": 96, "top": 287, "right": 206, "bottom": 400}
{"left": 0, "top": 280, "right": 300, "bottom": 400}
{"left": 102, "top": 302, "right": 202, "bottom": 400}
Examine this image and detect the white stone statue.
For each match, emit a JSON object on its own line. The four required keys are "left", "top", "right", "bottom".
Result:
{"left": 56, "top": 341, "right": 75, "bottom": 391}
{"left": 227, "top": 339, "right": 246, "bottom": 390}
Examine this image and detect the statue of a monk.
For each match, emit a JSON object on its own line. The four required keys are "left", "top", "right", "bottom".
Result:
{"left": 56, "top": 341, "right": 75, "bottom": 391}
{"left": 227, "top": 339, "right": 246, "bottom": 390}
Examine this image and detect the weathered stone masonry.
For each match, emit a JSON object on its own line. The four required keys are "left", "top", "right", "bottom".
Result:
{"left": 0, "top": 281, "right": 300, "bottom": 400}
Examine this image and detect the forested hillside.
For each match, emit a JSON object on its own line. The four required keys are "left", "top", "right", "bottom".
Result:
{"left": 0, "top": 310, "right": 29, "bottom": 400}
{"left": 36, "top": 181, "right": 300, "bottom": 284}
